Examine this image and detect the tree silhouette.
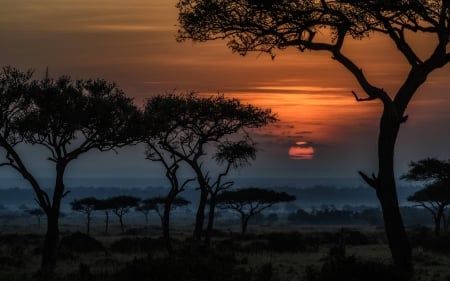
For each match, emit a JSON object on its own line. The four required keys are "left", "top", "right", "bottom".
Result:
{"left": 70, "top": 197, "right": 98, "bottom": 235}
{"left": 0, "top": 66, "right": 141, "bottom": 278}
{"left": 108, "top": 195, "right": 140, "bottom": 234}
{"left": 216, "top": 187, "right": 295, "bottom": 234}
{"left": 408, "top": 181, "right": 450, "bottom": 235}
{"left": 143, "top": 93, "right": 276, "bottom": 248}
{"left": 25, "top": 208, "right": 45, "bottom": 228}
{"left": 135, "top": 195, "right": 190, "bottom": 252}
{"left": 403, "top": 158, "right": 450, "bottom": 235}
{"left": 205, "top": 140, "right": 257, "bottom": 246}
{"left": 94, "top": 198, "right": 115, "bottom": 234}
{"left": 177, "top": 0, "right": 450, "bottom": 274}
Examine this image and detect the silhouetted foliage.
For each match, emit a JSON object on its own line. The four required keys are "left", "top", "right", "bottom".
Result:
{"left": 93, "top": 198, "right": 115, "bottom": 234}
{"left": 70, "top": 197, "right": 98, "bottom": 235}
{"left": 108, "top": 195, "right": 140, "bottom": 234}
{"left": 177, "top": 0, "right": 450, "bottom": 274}
{"left": 143, "top": 93, "right": 277, "bottom": 247}
{"left": 0, "top": 66, "right": 141, "bottom": 278}
{"left": 403, "top": 158, "right": 450, "bottom": 235}
{"left": 216, "top": 187, "right": 295, "bottom": 234}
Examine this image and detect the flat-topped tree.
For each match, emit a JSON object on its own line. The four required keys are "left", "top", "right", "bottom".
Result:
{"left": 144, "top": 93, "right": 277, "bottom": 247}
{"left": 205, "top": 139, "right": 257, "bottom": 246}
{"left": 216, "top": 187, "right": 295, "bottom": 235}
{"left": 70, "top": 197, "right": 98, "bottom": 235}
{"left": 0, "top": 66, "right": 141, "bottom": 278}
{"left": 408, "top": 181, "right": 450, "bottom": 235}
{"left": 403, "top": 158, "right": 450, "bottom": 235}
{"left": 108, "top": 195, "right": 140, "bottom": 234}
{"left": 178, "top": 0, "right": 450, "bottom": 274}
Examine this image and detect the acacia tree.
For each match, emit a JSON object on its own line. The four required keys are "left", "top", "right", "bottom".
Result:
{"left": 94, "top": 198, "right": 115, "bottom": 234}
{"left": 177, "top": 0, "right": 450, "bottom": 274}
{"left": 136, "top": 195, "right": 190, "bottom": 251}
{"left": 0, "top": 66, "right": 141, "bottom": 278}
{"left": 204, "top": 140, "right": 257, "bottom": 245}
{"left": 216, "top": 187, "right": 295, "bottom": 234}
{"left": 408, "top": 181, "right": 450, "bottom": 235}
{"left": 108, "top": 195, "right": 140, "bottom": 234}
{"left": 143, "top": 93, "right": 276, "bottom": 248}
{"left": 403, "top": 158, "right": 450, "bottom": 235}
{"left": 70, "top": 197, "right": 98, "bottom": 235}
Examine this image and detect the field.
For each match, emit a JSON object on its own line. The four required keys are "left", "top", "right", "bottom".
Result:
{"left": 0, "top": 221, "right": 449, "bottom": 281}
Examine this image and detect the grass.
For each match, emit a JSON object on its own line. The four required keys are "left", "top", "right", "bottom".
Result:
{"left": 0, "top": 224, "right": 449, "bottom": 281}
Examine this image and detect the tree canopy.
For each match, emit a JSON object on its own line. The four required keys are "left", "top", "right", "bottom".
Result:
{"left": 177, "top": 0, "right": 450, "bottom": 273}
{"left": 216, "top": 187, "right": 295, "bottom": 234}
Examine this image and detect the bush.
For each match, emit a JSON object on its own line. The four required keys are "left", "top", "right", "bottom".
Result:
{"left": 109, "top": 237, "right": 166, "bottom": 254}
{"left": 60, "top": 232, "right": 104, "bottom": 253}
{"left": 410, "top": 227, "right": 450, "bottom": 253}
{"left": 302, "top": 255, "right": 400, "bottom": 281}
{"left": 111, "top": 252, "right": 247, "bottom": 281}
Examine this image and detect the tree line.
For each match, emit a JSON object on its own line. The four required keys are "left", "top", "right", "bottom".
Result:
{"left": 0, "top": 66, "right": 283, "bottom": 279}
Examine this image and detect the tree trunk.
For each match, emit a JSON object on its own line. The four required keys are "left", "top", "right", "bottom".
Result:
{"left": 40, "top": 208, "right": 59, "bottom": 279}
{"left": 119, "top": 215, "right": 124, "bottom": 234}
{"left": 162, "top": 200, "right": 173, "bottom": 254}
{"left": 434, "top": 206, "right": 444, "bottom": 236}
{"left": 87, "top": 212, "right": 91, "bottom": 236}
{"left": 193, "top": 188, "right": 208, "bottom": 243}
{"left": 375, "top": 108, "right": 412, "bottom": 278}
{"left": 241, "top": 215, "right": 249, "bottom": 235}
{"left": 104, "top": 211, "right": 109, "bottom": 234}
{"left": 204, "top": 200, "right": 216, "bottom": 248}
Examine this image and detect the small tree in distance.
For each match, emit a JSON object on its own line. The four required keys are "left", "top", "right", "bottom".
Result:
{"left": 403, "top": 158, "right": 450, "bottom": 235}
{"left": 216, "top": 187, "right": 295, "bottom": 235}
{"left": 108, "top": 196, "right": 140, "bottom": 234}
{"left": 408, "top": 181, "right": 450, "bottom": 236}
{"left": 25, "top": 208, "right": 45, "bottom": 228}
{"left": 70, "top": 197, "right": 98, "bottom": 235}
{"left": 94, "top": 198, "right": 114, "bottom": 234}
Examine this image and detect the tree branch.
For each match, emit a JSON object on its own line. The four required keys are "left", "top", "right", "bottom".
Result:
{"left": 358, "top": 171, "right": 379, "bottom": 190}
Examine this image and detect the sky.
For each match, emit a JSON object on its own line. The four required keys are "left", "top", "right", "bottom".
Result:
{"left": 0, "top": 0, "right": 449, "bottom": 186}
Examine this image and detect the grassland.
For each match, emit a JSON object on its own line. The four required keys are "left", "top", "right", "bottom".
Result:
{"left": 0, "top": 221, "right": 449, "bottom": 281}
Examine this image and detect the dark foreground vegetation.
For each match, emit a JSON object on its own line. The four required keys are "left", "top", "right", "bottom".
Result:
{"left": 0, "top": 226, "right": 450, "bottom": 281}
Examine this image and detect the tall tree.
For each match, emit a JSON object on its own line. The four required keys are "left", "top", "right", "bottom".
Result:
{"left": 108, "top": 195, "right": 140, "bottom": 234}
{"left": 177, "top": 0, "right": 450, "bottom": 274}
{"left": 0, "top": 66, "right": 141, "bottom": 278}
{"left": 94, "top": 198, "right": 115, "bottom": 234}
{"left": 216, "top": 187, "right": 295, "bottom": 234}
{"left": 70, "top": 197, "right": 98, "bottom": 235}
{"left": 143, "top": 93, "right": 276, "bottom": 248}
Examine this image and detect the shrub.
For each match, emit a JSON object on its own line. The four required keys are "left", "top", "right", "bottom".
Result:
{"left": 109, "top": 237, "right": 166, "bottom": 254}
{"left": 60, "top": 232, "right": 104, "bottom": 253}
{"left": 302, "top": 255, "right": 400, "bottom": 281}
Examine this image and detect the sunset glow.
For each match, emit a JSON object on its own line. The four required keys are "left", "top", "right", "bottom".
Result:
{"left": 0, "top": 0, "right": 449, "bottom": 178}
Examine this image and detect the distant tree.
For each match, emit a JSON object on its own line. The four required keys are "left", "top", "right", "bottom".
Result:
{"left": 216, "top": 188, "right": 295, "bottom": 234}
{"left": 70, "top": 197, "right": 98, "bottom": 235}
{"left": 108, "top": 196, "right": 140, "bottom": 234}
{"left": 25, "top": 208, "right": 45, "bottom": 228}
{"left": 402, "top": 158, "right": 450, "bottom": 184}
{"left": 94, "top": 198, "right": 115, "bottom": 234}
{"left": 403, "top": 158, "right": 450, "bottom": 235}
{"left": 143, "top": 93, "right": 276, "bottom": 248}
{"left": 408, "top": 181, "right": 450, "bottom": 235}
{"left": 0, "top": 66, "right": 141, "bottom": 278}
{"left": 178, "top": 0, "right": 450, "bottom": 274}
{"left": 205, "top": 140, "right": 257, "bottom": 246}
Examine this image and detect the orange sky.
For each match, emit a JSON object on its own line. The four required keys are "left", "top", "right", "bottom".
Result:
{"left": 1, "top": 0, "right": 449, "bottom": 180}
